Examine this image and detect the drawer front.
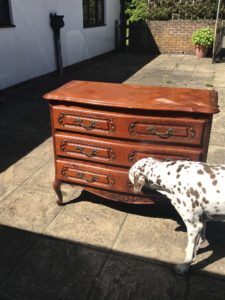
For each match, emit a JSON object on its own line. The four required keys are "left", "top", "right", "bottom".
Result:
{"left": 56, "top": 159, "right": 132, "bottom": 194}
{"left": 52, "top": 106, "right": 207, "bottom": 146}
{"left": 128, "top": 119, "right": 205, "bottom": 146}
{"left": 127, "top": 148, "right": 202, "bottom": 163}
{"left": 55, "top": 133, "right": 203, "bottom": 166}
{"left": 53, "top": 106, "right": 116, "bottom": 136}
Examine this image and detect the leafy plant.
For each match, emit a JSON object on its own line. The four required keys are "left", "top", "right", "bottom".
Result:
{"left": 191, "top": 27, "right": 214, "bottom": 47}
{"left": 125, "top": 0, "right": 150, "bottom": 23}
{"left": 125, "top": 0, "right": 225, "bottom": 22}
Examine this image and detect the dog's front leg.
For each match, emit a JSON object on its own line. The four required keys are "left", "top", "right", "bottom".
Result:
{"left": 198, "top": 221, "right": 206, "bottom": 246}
{"left": 175, "top": 221, "right": 203, "bottom": 274}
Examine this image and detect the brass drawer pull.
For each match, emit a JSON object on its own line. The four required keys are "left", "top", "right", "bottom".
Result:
{"left": 147, "top": 126, "right": 174, "bottom": 139}
{"left": 74, "top": 118, "right": 97, "bottom": 130}
{"left": 75, "top": 146, "right": 98, "bottom": 158}
{"left": 76, "top": 172, "right": 98, "bottom": 183}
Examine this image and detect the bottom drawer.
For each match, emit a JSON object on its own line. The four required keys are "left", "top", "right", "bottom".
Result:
{"left": 56, "top": 158, "right": 133, "bottom": 194}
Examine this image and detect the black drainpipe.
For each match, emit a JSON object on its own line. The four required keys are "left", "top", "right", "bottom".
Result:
{"left": 120, "top": 0, "right": 127, "bottom": 51}
{"left": 50, "top": 13, "right": 65, "bottom": 76}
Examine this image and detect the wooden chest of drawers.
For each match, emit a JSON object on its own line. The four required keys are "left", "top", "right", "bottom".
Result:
{"left": 43, "top": 80, "right": 219, "bottom": 205}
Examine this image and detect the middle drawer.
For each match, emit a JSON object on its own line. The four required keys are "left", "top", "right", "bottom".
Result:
{"left": 55, "top": 132, "right": 203, "bottom": 167}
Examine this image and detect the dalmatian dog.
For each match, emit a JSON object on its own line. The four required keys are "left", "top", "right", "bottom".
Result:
{"left": 129, "top": 157, "right": 225, "bottom": 274}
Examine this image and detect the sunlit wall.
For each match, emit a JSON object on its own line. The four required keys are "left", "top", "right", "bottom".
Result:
{"left": 0, "top": 0, "right": 120, "bottom": 90}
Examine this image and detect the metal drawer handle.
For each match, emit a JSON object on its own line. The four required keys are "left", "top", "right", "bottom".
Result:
{"left": 74, "top": 118, "right": 97, "bottom": 130}
{"left": 147, "top": 126, "right": 174, "bottom": 139}
{"left": 75, "top": 146, "right": 98, "bottom": 158}
{"left": 76, "top": 172, "right": 98, "bottom": 183}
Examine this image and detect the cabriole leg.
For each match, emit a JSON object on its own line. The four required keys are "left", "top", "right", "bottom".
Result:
{"left": 53, "top": 178, "right": 63, "bottom": 206}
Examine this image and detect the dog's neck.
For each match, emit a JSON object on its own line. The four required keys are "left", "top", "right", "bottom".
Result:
{"left": 143, "top": 160, "right": 177, "bottom": 193}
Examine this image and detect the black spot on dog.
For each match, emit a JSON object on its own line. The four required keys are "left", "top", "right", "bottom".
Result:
{"left": 189, "top": 188, "right": 200, "bottom": 199}
{"left": 197, "top": 169, "right": 204, "bottom": 175}
{"left": 169, "top": 161, "right": 176, "bottom": 166}
{"left": 137, "top": 166, "right": 145, "bottom": 172}
{"left": 202, "top": 164, "right": 214, "bottom": 176}
{"left": 195, "top": 200, "right": 199, "bottom": 207}
{"left": 202, "top": 187, "right": 206, "bottom": 193}
{"left": 177, "top": 164, "right": 185, "bottom": 173}
{"left": 212, "top": 180, "right": 218, "bottom": 186}
{"left": 203, "top": 197, "right": 209, "bottom": 204}
{"left": 197, "top": 182, "right": 202, "bottom": 187}
{"left": 156, "top": 178, "right": 161, "bottom": 185}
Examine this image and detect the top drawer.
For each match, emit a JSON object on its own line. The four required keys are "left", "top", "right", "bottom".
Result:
{"left": 51, "top": 105, "right": 207, "bottom": 146}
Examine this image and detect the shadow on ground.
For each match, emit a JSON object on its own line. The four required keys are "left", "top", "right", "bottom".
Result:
{"left": 0, "top": 52, "right": 156, "bottom": 172}
{"left": 1, "top": 201, "right": 225, "bottom": 300}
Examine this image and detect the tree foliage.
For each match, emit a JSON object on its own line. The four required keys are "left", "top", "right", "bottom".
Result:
{"left": 126, "top": 0, "right": 225, "bottom": 22}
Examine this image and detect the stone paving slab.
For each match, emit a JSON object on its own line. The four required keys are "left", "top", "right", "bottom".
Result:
{"left": 21, "top": 157, "right": 55, "bottom": 191}
{"left": 88, "top": 253, "right": 187, "bottom": 300}
{"left": 113, "top": 213, "right": 186, "bottom": 264}
{"left": 0, "top": 157, "right": 46, "bottom": 201}
{"left": 0, "top": 186, "right": 62, "bottom": 233}
{"left": 0, "top": 237, "right": 108, "bottom": 300}
{"left": 0, "top": 225, "right": 38, "bottom": 283}
{"left": 207, "top": 145, "right": 225, "bottom": 164}
{"left": 187, "top": 273, "right": 225, "bottom": 300}
{"left": 1, "top": 53, "right": 225, "bottom": 299}
{"left": 44, "top": 199, "right": 126, "bottom": 249}
{"left": 24, "top": 137, "right": 54, "bottom": 160}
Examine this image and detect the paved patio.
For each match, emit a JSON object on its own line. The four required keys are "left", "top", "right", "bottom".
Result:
{"left": 1, "top": 52, "right": 225, "bottom": 299}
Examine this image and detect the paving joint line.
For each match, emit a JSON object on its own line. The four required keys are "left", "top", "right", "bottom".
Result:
{"left": 86, "top": 213, "right": 129, "bottom": 300}
{"left": 0, "top": 156, "right": 51, "bottom": 205}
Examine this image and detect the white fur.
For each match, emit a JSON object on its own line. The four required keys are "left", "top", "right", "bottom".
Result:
{"left": 129, "top": 157, "right": 225, "bottom": 274}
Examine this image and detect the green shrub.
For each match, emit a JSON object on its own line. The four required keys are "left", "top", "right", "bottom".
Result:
{"left": 125, "top": 0, "right": 150, "bottom": 23}
{"left": 126, "top": 0, "right": 225, "bottom": 22}
{"left": 191, "top": 27, "right": 214, "bottom": 46}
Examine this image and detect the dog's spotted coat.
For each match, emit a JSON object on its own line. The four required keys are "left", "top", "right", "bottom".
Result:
{"left": 129, "top": 157, "right": 225, "bottom": 274}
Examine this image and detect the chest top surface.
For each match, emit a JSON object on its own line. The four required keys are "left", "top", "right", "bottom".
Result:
{"left": 43, "top": 80, "right": 219, "bottom": 114}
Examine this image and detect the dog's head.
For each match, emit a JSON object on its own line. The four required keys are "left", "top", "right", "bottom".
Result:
{"left": 129, "top": 158, "right": 149, "bottom": 193}
{"left": 129, "top": 169, "right": 145, "bottom": 193}
{"left": 129, "top": 157, "right": 160, "bottom": 193}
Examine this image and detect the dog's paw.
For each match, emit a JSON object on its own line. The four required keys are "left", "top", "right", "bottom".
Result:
{"left": 174, "top": 263, "right": 190, "bottom": 275}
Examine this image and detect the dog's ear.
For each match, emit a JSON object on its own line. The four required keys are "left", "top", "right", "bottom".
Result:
{"left": 133, "top": 173, "right": 145, "bottom": 193}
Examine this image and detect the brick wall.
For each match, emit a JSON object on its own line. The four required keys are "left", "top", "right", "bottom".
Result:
{"left": 147, "top": 20, "right": 215, "bottom": 54}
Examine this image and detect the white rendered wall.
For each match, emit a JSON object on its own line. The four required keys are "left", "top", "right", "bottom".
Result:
{"left": 0, "top": 0, "right": 120, "bottom": 90}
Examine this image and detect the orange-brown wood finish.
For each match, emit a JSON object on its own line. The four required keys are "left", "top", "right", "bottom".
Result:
{"left": 44, "top": 80, "right": 219, "bottom": 205}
